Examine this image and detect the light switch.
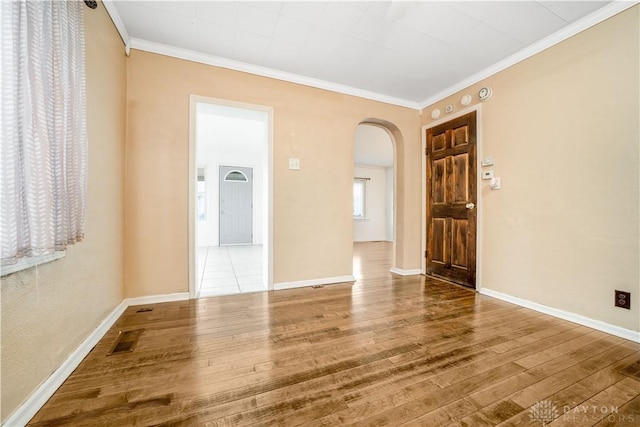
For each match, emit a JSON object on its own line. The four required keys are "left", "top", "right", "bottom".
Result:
{"left": 481, "top": 157, "right": 494, "bottom": 166}
{"left": 289, "top": 158, "right": 300, "bottom": 170}
{"left": 482, "top": 170, "right": 494, "bottom": 180}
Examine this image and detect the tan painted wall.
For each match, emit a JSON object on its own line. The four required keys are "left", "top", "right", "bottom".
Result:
{"left": 125, "top": 52, "right": 422, "bottom": 297}
{"left": 0, "top": 2, "right": 126, "bottom": 420}
{"left": 422, "top": 7, "right": 640, "bottom": 332}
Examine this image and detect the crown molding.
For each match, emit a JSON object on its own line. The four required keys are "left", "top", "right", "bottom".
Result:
{"left": 105, "top": 0, "right": 636, "bottom": 111}
{"left": 130, "top": 38, "right": 421, "bottom": 110}
{"left": 102, "top": 0, "right": 131, "bottom": 55}
{"left": 418, "top": 0, "right": 639, "bottom": 109}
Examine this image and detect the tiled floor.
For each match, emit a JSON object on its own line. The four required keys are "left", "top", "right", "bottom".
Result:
{"left": 196, "top": 245, "right": 265, "bottom": 297}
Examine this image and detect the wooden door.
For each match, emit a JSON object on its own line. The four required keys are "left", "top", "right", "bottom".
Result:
{"left": 426, "top": 112, "right": 477, "bottom": 288}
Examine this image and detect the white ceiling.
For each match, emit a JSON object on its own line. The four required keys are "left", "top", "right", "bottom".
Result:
{"left": 354, "top": 124, "right": 393, "bottom": 167}
{"left": 112, "top": 1, "right": 612, "bottom": 106}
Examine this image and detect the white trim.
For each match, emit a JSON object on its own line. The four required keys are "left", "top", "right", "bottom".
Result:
{"left": 120, "top": 2, "right": 632, "bottom": 112}
{"left": 126, "top": 292, "right": 189, "bottom": 307}
{"left": 130, "top": 38, "right": 420, "bottom": 110}
{"left": 389, "top": 268, "right": 422, "bottom": 276}
{"left": 480, "top": 288, "right": 640, "bottom": 343}
{"left": 1, "top": 251, "right": 65, "bottom": 277}
{"left": 102, "top": 1, "right": 130, "bottom": 51}
{"left": 2, "top": 300, "right": 128, "bottom": 427}
{"left": 274, "top": 275, "right": 356, "bottom": 291}
{"left": 421, "top": 105, "right": 483, "bottom": 290}
{"left": 421, "top": 121, "right": 427, "bottom": 274}
{"left": 418, "top": 1, "right": 638, "bottom": 109}
{"left": 188, "top": 97, "right": 197, "bottom": 298}
{"left": 189, "top": 96, "right": 274, "bottom": 297}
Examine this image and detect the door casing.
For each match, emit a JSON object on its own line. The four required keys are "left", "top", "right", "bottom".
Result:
{"left": 188, "top": 95, "right": 274, "bottom": 298}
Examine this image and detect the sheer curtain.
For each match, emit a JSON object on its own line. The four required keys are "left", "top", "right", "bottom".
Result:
{"left": 1, "top": 0, "right": 87, "bottom": 266}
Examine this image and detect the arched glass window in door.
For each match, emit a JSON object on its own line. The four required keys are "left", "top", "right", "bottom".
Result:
{"left": 224, "top": 170, "right": 248, "bottom": 182}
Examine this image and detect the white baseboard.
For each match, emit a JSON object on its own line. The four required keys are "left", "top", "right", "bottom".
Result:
{"left": 3, "top": 291, "right": 189, "bottom": 426}
{"left": 390, "top": 268, "right": 422, "bottom": 276}
{"left": 274, "top": 275, "right": 356, "bottom": 291}
{"left": 3, "top": 300, "right": 128, "bottom": 427}
{"left": 480, "top": 288, "right": 640, "bottom": 343}
{"left": 126, "top": 292, "right": 189, "bottom": 306}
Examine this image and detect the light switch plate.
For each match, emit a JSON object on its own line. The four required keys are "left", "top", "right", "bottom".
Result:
{"left": 482, "top": 170, "right": 494, "bottom": 180}
{"left": 481, "top": 157, "right": 494, "bottom": 166}
{"left": 289, "top": 158, "right": 300, "bottom": 170}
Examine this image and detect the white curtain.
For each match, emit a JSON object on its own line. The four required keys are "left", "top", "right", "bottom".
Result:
{"left": 1, "top": 0, "right": 87, "bottom": 266}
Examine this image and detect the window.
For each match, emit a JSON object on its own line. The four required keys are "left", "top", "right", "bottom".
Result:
{"left": 1, "top": 1, "right": 87, "bottom": 275}
{"left": 353, "top": 178, "right": 367, "bottom": 219}
{"left": 224, "top": 170, "right": 248, "bottom": 182}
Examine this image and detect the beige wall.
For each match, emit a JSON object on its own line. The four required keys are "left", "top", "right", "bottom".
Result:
{"left": 125, "top": 51, "right": 422, "bottom": 297}
{"left": 0, "top": 2, "right": 127, "bottom": 420}
{"left": 422, "top": 6, "right": 640, "bottom": 332}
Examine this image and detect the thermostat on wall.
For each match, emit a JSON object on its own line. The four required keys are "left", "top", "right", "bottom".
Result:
{"left": 478, "top": 87, "right": 493, "bottom": 101}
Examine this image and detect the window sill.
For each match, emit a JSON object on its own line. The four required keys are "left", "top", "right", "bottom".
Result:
{"left": 1, "top": 251, "right": 65, "bottom": 277}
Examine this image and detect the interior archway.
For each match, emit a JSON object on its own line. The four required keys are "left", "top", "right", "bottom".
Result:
{"left": 353, "top": 118, "right": 406, "bottom": 276}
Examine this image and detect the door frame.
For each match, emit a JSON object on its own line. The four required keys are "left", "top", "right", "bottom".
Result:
{"left": 421, "top": 104, "right": 483, "bottom": 291}
{"left": 188, "top": 95, "right": 274, "bottom": 298}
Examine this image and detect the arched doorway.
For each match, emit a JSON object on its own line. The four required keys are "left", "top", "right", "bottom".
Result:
{"left": 352, "top": 119, "right": 404, "bottom": 279}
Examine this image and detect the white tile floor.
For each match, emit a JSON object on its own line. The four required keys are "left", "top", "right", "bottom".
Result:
{"left": 196, "top": 245, "right": 265, "bottom": 297}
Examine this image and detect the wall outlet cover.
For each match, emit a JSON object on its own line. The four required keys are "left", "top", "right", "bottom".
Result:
{"left": 482, "top": 170, "right": 494, "bottom": 180}
{"left": 615, "top": 290, "right": 631, "bottom": 309}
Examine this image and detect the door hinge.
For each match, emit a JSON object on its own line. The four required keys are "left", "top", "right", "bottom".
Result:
{"left": 425, "top": 250, "right": 428, "bottom": 258}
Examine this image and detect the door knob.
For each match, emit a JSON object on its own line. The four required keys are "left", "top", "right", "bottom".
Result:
{"left": 465, "top": 202, "right": 475, "bottom": 209}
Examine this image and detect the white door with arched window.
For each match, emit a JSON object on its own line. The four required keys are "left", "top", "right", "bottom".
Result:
{"left": 219, "top": 166, "right": 253, "bottom": 245}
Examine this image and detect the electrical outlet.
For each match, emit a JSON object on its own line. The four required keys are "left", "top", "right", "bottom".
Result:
{"left": 615, "top": 290, "right": 631, "bottom": 309}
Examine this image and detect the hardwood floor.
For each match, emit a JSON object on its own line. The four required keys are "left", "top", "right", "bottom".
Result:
{"left": 30, "top": 242, "right": 640, "bottom": 426}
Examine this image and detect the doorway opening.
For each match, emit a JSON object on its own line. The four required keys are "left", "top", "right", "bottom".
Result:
{"left": 189, "top": 97, "right": 273, "bottom": 298}
{"left": 353, "top": 123, "right": 395, "bottom": 280}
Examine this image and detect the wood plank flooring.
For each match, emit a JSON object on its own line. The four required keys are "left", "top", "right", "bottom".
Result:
{"left": 30, "top": 242, "right": 640, "bottom": 426}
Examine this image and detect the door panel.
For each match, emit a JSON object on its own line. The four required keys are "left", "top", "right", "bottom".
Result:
{"left": 219, "top": 166, "right": 253, "bottom": 245}
{"left": 451, "top": 219, "right": 468, "bottom": 268}
{"left": 426, "top": 112, "right": 477, "bottom": 288}
{"left": 452, "top": 125, "right": 469, "bottom": 147}
{"left": 431, "top": 218, "right": 447, "bottom": 265}
{"left": 432, "top": 159, "right": 447, "bottom": 204}
{"left": 433, "top": 132, "right": 447, "bottom": 151}
{"left": 452, "top": 153, "right": 469, "bottom": 202}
